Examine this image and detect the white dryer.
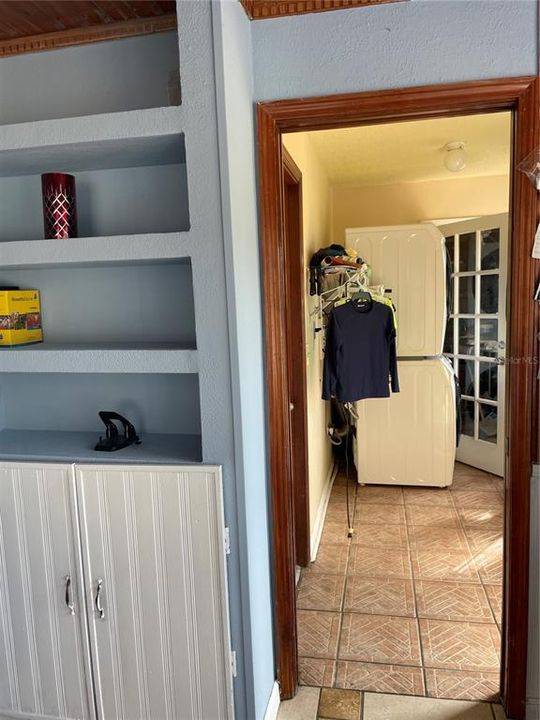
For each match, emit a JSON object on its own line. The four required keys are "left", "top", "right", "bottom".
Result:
{"left": 346, "top": 224, "right": 447, "bottom": 357}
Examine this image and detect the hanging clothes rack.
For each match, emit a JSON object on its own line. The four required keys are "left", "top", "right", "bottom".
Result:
{"left": 311, "top": 265, "right": 387, "bottom": 343}
{"left": 313, "top": 263, "right": 397, "bottom": 539}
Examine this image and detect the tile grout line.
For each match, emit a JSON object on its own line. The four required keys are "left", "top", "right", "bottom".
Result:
{"left": 332, "top": 470, "right": 358, "bottom": 688}
{"left": 483, "top": 588, "right": 502, "bottom": 628}
{"left": 404, "top": 501, "right": 429, "bottom": 698}
{"left": 349, "top": 471, "right": 362, "bottom": 717}
{"left": 335, "top": 565, "right": 349, "bottom": 686}
{"left": 297, "top": 656, "right": 500, "bottom": 676}
{"left": 333, "top": 477, "right": 357, "bottom": 688}
{"left": 301, "top": 681, "right": 501, "bottom": 705}
{"left": 302, "top": 571, "right": 499, "bottom": 611}
{"left": 315, "top": 686, "right": 323, "bottom": 719}
{"left": 297, "top": 606, "right": 499, "bottom": 622}
{"left": 479, "top": 566, "right": 502, "bottom": 627}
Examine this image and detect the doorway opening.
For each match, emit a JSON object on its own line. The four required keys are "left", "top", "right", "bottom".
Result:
{"left": 282, "top": 112, "right": 510, "bottom": 707}
{"left": 257, "top": 78, "right": 538, "bottom": 720}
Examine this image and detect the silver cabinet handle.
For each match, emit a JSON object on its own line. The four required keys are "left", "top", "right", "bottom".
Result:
{"left": 64, "top": 575, "right": 75, "bottom": 615}
{"left": 95, "top": 578, "right": 105, "bottom": 620}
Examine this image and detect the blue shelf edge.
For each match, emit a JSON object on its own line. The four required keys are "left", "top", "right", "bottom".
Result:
{"left": 0, "top": 430, "right": 202, "bottom": 465}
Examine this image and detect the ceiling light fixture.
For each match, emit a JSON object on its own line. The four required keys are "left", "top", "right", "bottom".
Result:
{"left": 444, "top": 141, "right": 466, "bottom": 172}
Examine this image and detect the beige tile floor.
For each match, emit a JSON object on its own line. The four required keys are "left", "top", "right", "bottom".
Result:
{"left": 296, "top": 462, "right": 504, "bottom": 704}
{"left": 276, "top": 687, "right": 506, "bottom": 720}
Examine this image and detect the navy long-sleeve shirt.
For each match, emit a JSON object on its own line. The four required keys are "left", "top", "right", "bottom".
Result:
{"left": 322, "top": 299, "right": 399, "bottom": 402}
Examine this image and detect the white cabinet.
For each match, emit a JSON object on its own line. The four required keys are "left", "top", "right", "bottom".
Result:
{"left": 77, "top": 466, "right": 234, "bottom": 720}
{"left": 0, "top": 464, "right": 93, "bottom": 720}
{"left": 0, "top": 463, "right": 233, "bottom": 720}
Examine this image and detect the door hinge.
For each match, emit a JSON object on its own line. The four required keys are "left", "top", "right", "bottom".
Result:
{"left": 230, "top": 650, "right": 237, "bottom": 678}
{"left": 224, "top": 527, "right": 231, "bottom": 555}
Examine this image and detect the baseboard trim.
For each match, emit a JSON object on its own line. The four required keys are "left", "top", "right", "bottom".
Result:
{"left": 310, "top": 462, "right": 337, "bottom": 562}
{"left": 263, "top": 681, "right": 280, "bottom": 720}
{"left": 526, "top": 698, "right": 540, "bottom": 720}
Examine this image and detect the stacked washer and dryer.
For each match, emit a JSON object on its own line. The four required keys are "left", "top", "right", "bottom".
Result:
{"left": 346, "top": 224, "right": 457, "bottom": 488}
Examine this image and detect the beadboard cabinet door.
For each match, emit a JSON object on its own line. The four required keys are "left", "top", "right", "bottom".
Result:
{"left": 0, "top": 464, "right": 94, "bottom": 720}
{"left": 76, "top": 465, "right": 234, "bottom": 720}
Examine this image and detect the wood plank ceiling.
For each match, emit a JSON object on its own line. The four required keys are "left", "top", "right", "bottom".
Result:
{"left": 0, "top": 1, "right": 176, "bottom": 57}
{"left": 239, "top": 0, "right": 404, "bottom": 20}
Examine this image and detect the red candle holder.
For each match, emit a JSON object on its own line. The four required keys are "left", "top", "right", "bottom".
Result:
{"left": 41, "top": 172, "right": 78, "bottom": 239}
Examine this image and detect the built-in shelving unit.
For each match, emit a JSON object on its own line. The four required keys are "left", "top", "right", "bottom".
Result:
{"left": 0, "top": 10, "right": 204, "bottom": 464}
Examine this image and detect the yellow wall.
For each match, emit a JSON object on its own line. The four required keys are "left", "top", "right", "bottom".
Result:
{"left": 282, "top": 133, "right": 334, "bottom": 555}
{"left": 331, "top": 174, "right": 509, "bottom": 242}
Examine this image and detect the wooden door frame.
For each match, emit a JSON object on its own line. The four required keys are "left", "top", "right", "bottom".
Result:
{"left": 257, "top": 77, "right": 539, "bottom": 717}
{"left": 282, "top": 147, "right": 311, "bottom": 568}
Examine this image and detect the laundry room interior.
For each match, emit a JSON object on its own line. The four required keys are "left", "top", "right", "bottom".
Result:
{"left": 282, "top": 111, "right": 511, "bottom": 702}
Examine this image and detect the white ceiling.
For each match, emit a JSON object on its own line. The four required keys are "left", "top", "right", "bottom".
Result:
{"left": 291, "top": 112, "right": 512, "bottom": 186}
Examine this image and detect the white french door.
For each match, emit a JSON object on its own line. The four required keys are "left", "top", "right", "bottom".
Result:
{"left": 440, "top": 214, "right": 508, "bottom": 476}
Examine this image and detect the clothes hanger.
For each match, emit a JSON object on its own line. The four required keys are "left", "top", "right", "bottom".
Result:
{"left": 351, "top": 287, "right": 372, "bottom": 305}
{"left": 348, "top": 278, "right": 372, "bottom": 304}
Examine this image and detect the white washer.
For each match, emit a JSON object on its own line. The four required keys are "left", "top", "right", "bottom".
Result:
{"left": 355, "top": 358, "right": 456, "bottom": 487}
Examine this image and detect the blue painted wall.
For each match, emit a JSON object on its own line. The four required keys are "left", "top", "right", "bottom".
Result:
{"left": 252, "top": 0, "right": 538, "bottom": 102}
{"left": 213, "top": 1, "right": 538, "bottom": 717}
{"left": 212, "top": 3, "right": 276, "bottom": 719}
{"left": 175, "top": 4, "right": 249, "bottom": 718}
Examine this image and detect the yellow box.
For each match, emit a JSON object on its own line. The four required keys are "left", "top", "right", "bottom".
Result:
{"left": 0, "top": 290, "right": 43, "bottom": 346}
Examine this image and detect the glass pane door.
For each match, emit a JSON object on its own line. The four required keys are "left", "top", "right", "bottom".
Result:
{"left": 442, "top": 214, "right": 508, "bottom": 476}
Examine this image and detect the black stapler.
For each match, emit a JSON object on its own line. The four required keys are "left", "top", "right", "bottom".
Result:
{"left": 94, "top": 411, "right": 142, "bottom": 452}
